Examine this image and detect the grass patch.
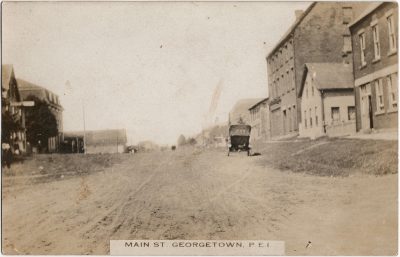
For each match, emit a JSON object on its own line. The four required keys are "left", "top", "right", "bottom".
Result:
{"left": 256, "top": 137, "right": 398, "bottom": 176}
{"left": 4, "top": 153, "right": 131, "bottom": 183}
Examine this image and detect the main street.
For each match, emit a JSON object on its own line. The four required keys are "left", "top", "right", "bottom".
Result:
{"left": 2, "top": 148, "right": 397, "bottom": 255}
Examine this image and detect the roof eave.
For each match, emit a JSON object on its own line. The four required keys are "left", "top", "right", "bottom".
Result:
{"left": 248, "top": 97, "right": 269, "bottom": 110}
{"left": 348, "top": 2, "right": 385, "bottom": 29}
{"left": 266, "top": 2, "right": 317, "bottom": 59}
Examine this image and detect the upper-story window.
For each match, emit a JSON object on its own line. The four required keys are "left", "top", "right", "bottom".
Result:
{"left": 342, "top": 6, "right": 353, "bottom": 25}
{"left": 306, "top": 84, "right": 309, "bottom": 98}
{"left": 372, "top": 24, "right": 381, "bottom": 60}
{"left": 359, "top": 32, "right": 367, "bottom": 66}
{"left": 312, "top": 84, "right": 314, "bottom": 96}
{"left": 387, "top": 13, "right": 397, "bottom": 53}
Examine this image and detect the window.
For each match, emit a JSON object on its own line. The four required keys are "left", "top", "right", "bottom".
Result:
{"left": 359, "top": 32, "right": 366, "bottom": 66}
{"left": 306, "top": 87, "right": 309, "bottom": 98}
{"left": 387, "top": 14, "right": 397, "bottom": 52}
{"left": 309, "top": 108, "right": 312, "bottom": 127}
{"left": 372, "top": 24, "right": 380, "bottom": 60}
{"left": 304, "top": 110, "right": 307, "bottom": 128}
{"left": 343, "top": 35, "right": 352, "bottom": 53}
{"left": 286, "top": 71, "right": 290, "bottom": 92}
{"left": 342, "top": 7, "right": 353, "bottom": 24}
{"left": 348, "top": 106, "right": 356, "bottom": 120}
{"left": 315, "top": 106, "right": 318, "bottom": 125}
{"left": 331, "top": 107, "right": 340, "bottom": 123}
{"left": 292, "top": 105, "right": 296, "bottom": 130}
{"left": 375, "top": 79, "right": 384, "bottom": 112}
{"left": 312, "top": 84, "right": 314, "bottom": 96}
{"left": 387, "top": 73, "right": 398, "bottom": 110}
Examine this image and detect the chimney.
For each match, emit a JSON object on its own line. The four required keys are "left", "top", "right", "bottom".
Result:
{"left": 295, "top": 10, "right": 304, "bottom": 20}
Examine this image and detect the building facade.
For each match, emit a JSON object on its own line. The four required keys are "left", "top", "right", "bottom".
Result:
{"left": 349, "top": 2, "right": 398, "bottom": 132}
{"left": 299, "top": 63, "right": 356, "bottom": 139}
{"left": 64, "top": 129, "right": 127, "bottom": 154}
{"left": 229, "top": 98, "right": 264, "bottom": 125}
{"left": 249, "top": 98, "right": 270, "bottom": 142}
{"left": 1, "top": 65, "right": 27, "bottom": 153}
{"left": 267, "top": 2, "right": 368, "bottom": 139}
{"left": 18, "top": 79, "right": 64, "bottom": 153}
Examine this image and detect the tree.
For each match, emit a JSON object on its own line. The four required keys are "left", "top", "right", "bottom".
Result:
{"left": 187, "top": 137, "right": 197, "bottom": 145}
{"left": 177, "top": 134, "right": 186, "bottom": 146}
{"left": 24, "top": 95, "right": 58, "bottom": 151}
{"left": 1, "top": 108, "right": 22, "bottom": 143}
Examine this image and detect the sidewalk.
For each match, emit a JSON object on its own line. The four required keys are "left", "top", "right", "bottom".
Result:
{"left": 346, "top": 129, "right": 398, "bottom": 141}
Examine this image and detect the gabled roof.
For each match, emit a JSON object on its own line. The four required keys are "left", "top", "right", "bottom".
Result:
{"left": 299, "top": 63, "right": 354, "bottom": 97}
{"left": 230, "top": 98, "right": 264, "bottom": 124}
{"left": 267, "top": 2, "right": 316, "bottom": 59}
{"left": 249, "top": 97, "right": 269, "bottom": 110}
{"left": 2, "top": 64, "right": 14, "bottom": 90}
{"left": 17, "top": 79, "right": 47, "bottom": 92}
{"left": 348, "top": 2, "right": 384, "bottom": 28}
{"left": 17, "top": 79, "right": 63, "bottom": 109}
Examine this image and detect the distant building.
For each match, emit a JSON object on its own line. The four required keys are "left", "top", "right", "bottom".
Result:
{"left": 349, "top": 2, "right": 398, "bottom": 132}
{"left": 267, "top": 2, "right": 369, "bottom": 139}
{"left": 63, "top": 129, "right": 127, "bottom": 154}
{"left": 18, "top": 79, "right": 64, "bottom": 153}
{"left": 1, "top": 65, "right": 26, "bottom": 153}
{"left": 299, "top": 63, "right": 356, "bottom": 139}
{"left": 249, "top": 98, "right": 270, "bottom": 142}
{"left": 229, "top": 98, "right": 264, "bottom": 125}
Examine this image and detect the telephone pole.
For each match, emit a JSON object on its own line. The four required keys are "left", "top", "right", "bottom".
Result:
{"left": 82, "top": 101, "right": 87, "bottom": 154}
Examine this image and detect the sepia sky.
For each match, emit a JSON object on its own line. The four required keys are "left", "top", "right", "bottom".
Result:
{"left": 3, "top": 1, "right": 311, "bottom": 145}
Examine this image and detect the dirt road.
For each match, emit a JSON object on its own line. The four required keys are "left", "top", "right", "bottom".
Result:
{"left": 2, "top": 148, "right": 397, "bottom": 255}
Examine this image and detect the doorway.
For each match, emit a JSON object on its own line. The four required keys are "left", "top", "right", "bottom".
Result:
{"left": 360, "top": 84, "right": 373, "bottom": 131}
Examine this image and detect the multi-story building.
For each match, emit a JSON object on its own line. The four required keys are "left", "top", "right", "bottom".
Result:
{"left": 249, "top": 98, "right": 270, "bottom": 142}
{"left": 229, "top": 98, "right": 264, "bottom": 125}
{"left": 18, "top": 79, "right": 64, "bottom": 153}
{"left": 266, "top": 2, "right": 368, "bottom": 139}
{"left": 2, "top": 65, "right": 27, "bottom": 153}
{"left": 349, "top": 2, "right": 398, "bottom": 132}
{"left": 299, "top": 63, "right": 356, "bottom": 139}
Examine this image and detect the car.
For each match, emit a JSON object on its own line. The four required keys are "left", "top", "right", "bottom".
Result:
{"left": 227, "top": 124, "right": 252, "bottom": 156}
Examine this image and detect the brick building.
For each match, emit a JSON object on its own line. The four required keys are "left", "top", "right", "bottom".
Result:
{"left": 18, "top": 79, "right": 64, "bottom": 153}
{"left": 266, "top": 2, "right": 368, "bottom": 139}
{"left": 349, "top": 2, "right": 398, "bottom": 132}
{"left": 249, "top": 98, "right": 270, "bottom": 142}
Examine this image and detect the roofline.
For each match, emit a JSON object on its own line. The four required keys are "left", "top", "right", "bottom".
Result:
{"left": 266, "top": 2, "right": 316, "bottom": 59}
{"left": 248, "top": 97, "right": 269, "bottom": 110}
{"left": 298, "top": 64, "right": 309, "bottom": 98}
{"left": 348, "top": 2, "right": 385, "bottom": 28}
{"left": 298, "top": 63, "right": 355, "bottom": 98}
{"left": 17, "top": 78, "right": 61, "bottom": 98}
{"left": 318, "top": 87, "right": 354, "bottom": 92}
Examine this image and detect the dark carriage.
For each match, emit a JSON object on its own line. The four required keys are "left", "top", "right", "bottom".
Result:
{"left": 227, "top": 124, "right": 252, "bottom": 156}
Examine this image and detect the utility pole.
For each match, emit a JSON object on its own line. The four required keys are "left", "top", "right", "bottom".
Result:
{"left": 116, "top": 133, "right": 119, "bottom": 154}
{"left": 82, "top": 100, "right": 87, "bottom": 154}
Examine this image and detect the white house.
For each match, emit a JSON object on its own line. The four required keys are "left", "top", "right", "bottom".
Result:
{"left": 299, "top": 63, "right": 356, "bottom": 139}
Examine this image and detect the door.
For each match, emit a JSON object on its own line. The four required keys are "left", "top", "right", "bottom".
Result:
{"left": 368, "top": 95, "right": 374, "bottom": 129}
{"left": 360, "top": 84, "right": 373, "bottom": 130}
{"left": 283, "top": 110, "right": 287, "bottom": 134}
